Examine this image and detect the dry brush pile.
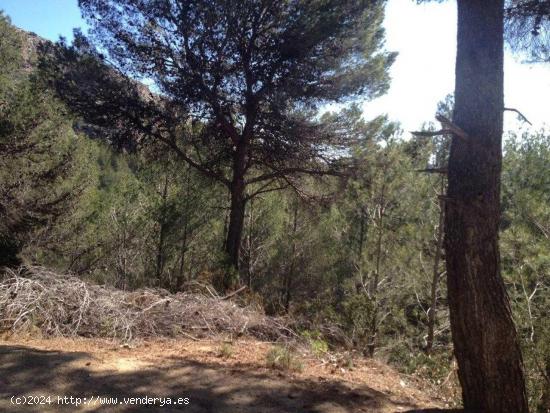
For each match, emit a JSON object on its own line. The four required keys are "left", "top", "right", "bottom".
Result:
{"left": 0, "top": 266, "right": 295, "bottom": 342}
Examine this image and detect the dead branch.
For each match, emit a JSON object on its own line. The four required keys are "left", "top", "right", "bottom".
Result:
{"left": 410, "top": 129, "right": 453, "bottom": 137}
{"left": 435, "top": 114, "right": 469, "bottom": 141}
{"left": 416, "top": 167, "right": 448, "bottom": 175}
{"left": 221, "top": 285, "right": 247, "bottom": 300}
{"left": 504, "top": 107, "right": 533, "bottom": 125}
{"left": 0, "top": 266, "right": 294, "bottom": 343}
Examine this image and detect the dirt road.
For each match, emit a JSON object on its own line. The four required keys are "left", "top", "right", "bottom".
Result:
{"left": 0, "top": 336, "right": 443, "bottom": 412}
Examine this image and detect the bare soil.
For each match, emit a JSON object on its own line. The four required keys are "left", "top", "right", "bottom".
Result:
{"left": 0, "top": 335, "right": 446, "bottom": 412}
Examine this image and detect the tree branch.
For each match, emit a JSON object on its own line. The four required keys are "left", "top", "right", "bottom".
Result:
{"left": 246, "top": 165, "right": 345, "bottom": 185}
{"left": 435, "top": 114, "right": 469, "bottom": 141}
{"left": 504, "top": 107, "right": 533, "bottom": 125}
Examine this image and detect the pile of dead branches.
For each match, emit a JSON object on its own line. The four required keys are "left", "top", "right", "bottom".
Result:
{"left": 0, "top": 266, "right": 295, "bottom": 342}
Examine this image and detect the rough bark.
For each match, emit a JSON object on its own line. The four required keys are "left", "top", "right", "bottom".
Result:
{"left": 224, "top": 143, "right": 248, "bottom": 290}
{"left": 445, "top": 1, "right": 528, "bottom": 411}
{"left": 225, "top": 186, "right": 245, "bottom": 285}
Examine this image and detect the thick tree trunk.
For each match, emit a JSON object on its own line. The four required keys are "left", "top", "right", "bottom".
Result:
{"left": 225, "top": 183, "right": 245, "bottom": 284}
{"left": 224, "top": 144, "right": 247, "bottom": 290}
{"left": 445, "top": 1, "right": 528, "bottom": 411}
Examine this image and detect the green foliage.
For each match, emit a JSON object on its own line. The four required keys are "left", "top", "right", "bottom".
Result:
{"left": 265, "top": 345, "right": 303, "bottom": 372}
{"left": 218, "top": 342, "right": 234, "bottom": 359}
{"left": 501, "top": 130, "right": 550, "bottom": 412}
{"left": 0, "top": 14, "right": 87, "bottom": 266}
{"left": 389, "top": 343, "right": 453, "bottom": 383}
{"left": 41, "top": 0, "right": 397, "bottom": 282}
{"left": 341, "top": 293, "right": 374, "bottom": 347}
{"left": 45, "top": 145, "right": 224, "bottom": 290}
{"left": 505, "top": 1, "right": 550, "bottom": 63}
{"left": 301, "top": 330, "right": 329, "bottom": 356}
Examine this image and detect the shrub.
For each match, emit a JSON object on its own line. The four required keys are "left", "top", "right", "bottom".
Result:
{"left": 218, "top": 342, "right": 234, "bottom": 359}
{"left": 301, "top": 330, "right": 329, "bottom": 356}
{"left": 266, "top": 345, "right": 303, "bottom": 372}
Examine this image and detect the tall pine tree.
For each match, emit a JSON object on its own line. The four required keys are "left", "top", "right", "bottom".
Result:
{"left": 42, "top": 0, "right": 395, "bottom": 288}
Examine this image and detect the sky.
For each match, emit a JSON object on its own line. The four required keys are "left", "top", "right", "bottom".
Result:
{"left": 1, "top": 0, "right": 549, "bottom": 132}
{"left": 369, "top": 0, "right": 550, "bottom": 132}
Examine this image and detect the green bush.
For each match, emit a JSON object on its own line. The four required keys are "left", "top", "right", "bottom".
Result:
{"left": 266, "top": 345, "right": 303, "bottom": 372}
{"left": 218, "top": 342, "right": 234, "bottom": 359}
{"left": 341, "top": 293, "right": 374, "bottom": 346}
{"left": 388, "top": 342, "right": 454, "bottom": 384}
{"left": 301, "top": 330, "right": 329, "bottom": 356}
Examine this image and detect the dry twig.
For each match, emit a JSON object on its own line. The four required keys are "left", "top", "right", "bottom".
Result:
{"left": 0, "top": 266, "right": 294, "bottom": 343}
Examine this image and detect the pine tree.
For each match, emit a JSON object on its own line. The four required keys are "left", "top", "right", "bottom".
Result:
{"left": 41, "top": 0, "right": 395, "bottom": 289}
{"left": 445, "top": 1, "right": 528, "bottom": 410}
{"left": 0, "top": 14, "right": 83, "bottom": 267}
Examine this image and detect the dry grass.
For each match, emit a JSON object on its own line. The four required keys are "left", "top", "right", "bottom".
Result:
{"left": 0, "top": 266, "right": 295, "bottom": 343}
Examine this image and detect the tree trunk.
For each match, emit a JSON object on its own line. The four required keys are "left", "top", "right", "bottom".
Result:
{"left": 445, "top": 1, "right": 528, "bottom": 411}
{"left": 177, "top": 223, "right": 188, "bottom": 290}
{"left": 177, "top": 167, "right": 192, "bottom": 290}
{"left": 155, "top": 173, "right": 169, "bottom": 285}
{"left": 357, "top": 208, "right": 367, "bottom": 272}
{"left": 284, "top": 204, "right": 299, "bottom": 313}
{"left": 224, "top": 183, "right": 245, "bottom": 286}
{"left": 367, "top": 200, "right": 385, "bottom": 358}
{"left": 224, "top": 144, "right": 247, "bottom": 290}
{"left": 426, "top": 177, "right": 445, "bottom": 353}
{"left": 244, "top": 198, "right": 254, "bottom": 289}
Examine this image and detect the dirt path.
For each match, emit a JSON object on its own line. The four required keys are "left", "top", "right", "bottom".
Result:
{"left": 0, "top": 336, "right": 443, "bottom": 412}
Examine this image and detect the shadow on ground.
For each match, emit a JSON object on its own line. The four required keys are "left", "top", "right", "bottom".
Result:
{"left": 0, "top": 343, "right": 428, "bottom": 412}
{"left": 402, "top": 410, "right": 464, "bottom": 413}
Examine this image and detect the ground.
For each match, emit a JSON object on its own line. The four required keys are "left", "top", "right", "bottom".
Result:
{"left": 0, "top": 335, "right": 447, "bottom": 412}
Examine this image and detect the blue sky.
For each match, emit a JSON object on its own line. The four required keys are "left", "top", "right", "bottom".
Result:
{"left": 0, "top": 0, "right": 86, "bottom": 42}
{"left": 1, "top": 0, "right": 549, "bottom": 132}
